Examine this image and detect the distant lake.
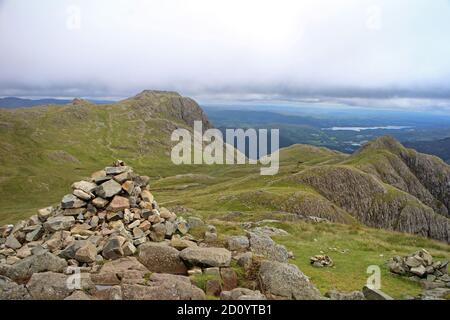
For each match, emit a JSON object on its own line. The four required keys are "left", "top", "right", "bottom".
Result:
{"left": 323, "top": 126, "right": 413, "bottom": 132}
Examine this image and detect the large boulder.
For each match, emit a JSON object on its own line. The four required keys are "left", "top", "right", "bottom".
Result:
{"left": 91, "top": 257, "right": 148, "bottom": 285}
{"left": 26, "top": 271, "right": 95, "bottom": 300}
{"left": 180, "top": 247, "right": 231, "bottom": 267}
{"left": 258, "top": 260, "right": 322, "bottom": 300}
{"left": 138, "top": 242, "right": 187, "bottom": 274}
{"left": 220, "top": 288, "right": 266, "bottom": 300}
{"left": 0, "top": 252, "right": 67, "bottom": 282}
{"left": 121, "top": 273, "right": 205, "bottom": 300}
{"left": 247, "top": 232, "right": 289, "bottom": 263}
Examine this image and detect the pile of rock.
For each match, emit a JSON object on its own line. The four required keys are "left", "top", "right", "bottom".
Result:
{"left": 0, "top": 161, "right": 192, "bottom": 268}
{"left": 387, "top": 249, "right": 449, "bottom": 297}
{"left": 310, "top": 255, "right": 334, "bottom": 268}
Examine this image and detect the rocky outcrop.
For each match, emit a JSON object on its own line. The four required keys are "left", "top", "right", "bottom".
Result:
{"left": 288, "top": 163, "right": 450, "bottom": 242}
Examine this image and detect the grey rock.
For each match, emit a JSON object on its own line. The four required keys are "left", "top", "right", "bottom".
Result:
{"left": 37, "top": 206, "right": 53, "bottom": 222}
{"left": 25, "top": 225, "right": 43, "bottom": 242}
{"left": 0, "top": 275, "right": 31, "bottom": 300}
{"left": 258, "top": 260, "right": 322, "bottom": 300}
{"left": 71, "top": 181, "right": 97, "bottom": 194}
{"left": 121, "top": 273, "right": 205, "bottom": 300}
{"left": 247, "top": 232, "right": 289, "bottom": 263}
{"left": 61, "top": 194, "right": 86, "bottom": 209}
{"left": 5, "top": 234, "right": 22, "bottom": 249}
{"left": 95, "top": 179, "right": 122, "bottom": 198}
{"left": 227, "top": 236, "right": 250, "bottom": 252}
{"left": 74, "top": 242, "right": 97, "bottom": 263}
{"left": 102, "top": 237, "right": 124, "bottom": 260}
{"left": 105, "top": 166, "right": 130, "bottom": 175}
{"left": 44, "top": 216, "right": 75, "bottom": 232}
{"left": 180, "top": 247, "right": 231, "bottom": 267}
{"left": 325, "top": 290, "right": 365, "bottom": 300}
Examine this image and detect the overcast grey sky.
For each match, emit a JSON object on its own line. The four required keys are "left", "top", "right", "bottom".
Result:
{"left": 1, "top": 0, "right": 450, "bottom": 110}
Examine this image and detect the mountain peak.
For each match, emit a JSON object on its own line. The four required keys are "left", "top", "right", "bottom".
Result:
{"left": 357, "top": 135, "right": 405, "bottom": 155}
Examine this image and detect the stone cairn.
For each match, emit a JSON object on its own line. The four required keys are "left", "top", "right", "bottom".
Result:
{"left": 310, "top": 255, "right": 334, "bottom": 268}
{"left": 388, "top": 249, "right": 449, "bottom": 290}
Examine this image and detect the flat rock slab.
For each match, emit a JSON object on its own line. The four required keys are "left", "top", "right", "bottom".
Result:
{"left": 180, "top": 247, "right": 231, "bottom": 267}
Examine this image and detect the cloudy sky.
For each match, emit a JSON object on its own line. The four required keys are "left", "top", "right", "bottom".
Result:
{"left": 1, "top": 0, "right": 450, "bottom": 109}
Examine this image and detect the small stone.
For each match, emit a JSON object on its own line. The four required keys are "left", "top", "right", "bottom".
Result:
{"left": 105, "top": 166, "right": 130, "bottom": 175}
{"left": 410, "top": 265, "right": 427, "bottom": 277}
{"left": 37, "top": 207, "right": 53, "bottom": 222}
{"left": 106, "top": 211, "right": 123, "bottom": 222}
{"left": 177, "top": 221, "right": 189, "bottom": 235}
{"left": 186, "top": 216, "right": 204, "bottom": 229}
{"left": 6, "top": 256, "right": 21, "bottom": 265}
{"left": 122, "top": 181, "right": 135, "bottom": 194}
{"left": 150, "top": 223, "right": 166, "bottom": 242}
{"left": 75, "top": 242, "right": 97, "bottom": 263}
{"left": 133, "top": 237, "right": 147, "bottom": 246}
{"left": 61, "top": 194, "right": 87, "bottom": 209}
{"left": 133, "top": 175, "right": 150, "bottom": 187}
{"left": 204, "top": 231, "right": 217, "bottom": 243}
{"left": 114, "top": 171, "right": 133, "bottom": 183}
{"left": 107, "top": 196, "right": 130, "bottom": 212}
{"left": 5, "top": 234, "right": 22, "bottom": 249}
{"left": 73, "top": 189, "right": 93, "bottom": 201}
{"left": 180, "top": 247, "right": 232, "bottom": 267}
{"left": 362, "top": 286, "right": 393, "bottom": 300}
{"left": 92, "top": 197, "right": 109, "bottom": 209}
{"left": 140, "top": 190, "right": 154, "bottom": 203}
{"left": 133, "top": 227, "right": 145, "bottom": 239}
{"left": 90, "top": 216, "right": 99, "bottom": 228}
{"left": 122, "top": 242, "right": 137, "bottom": 256}
{"left": 128, "top": 220, "right": 141, "bottom": 229}
{"left": 220, "top": 268, "right": 238, "bottom": 291}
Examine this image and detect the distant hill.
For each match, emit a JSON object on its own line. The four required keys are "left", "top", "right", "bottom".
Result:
{"left": 404, "top": 137, "right": 450, "bottom": 163}
{"left": 0, "top": 96, "right": 115, "bottom": 108}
